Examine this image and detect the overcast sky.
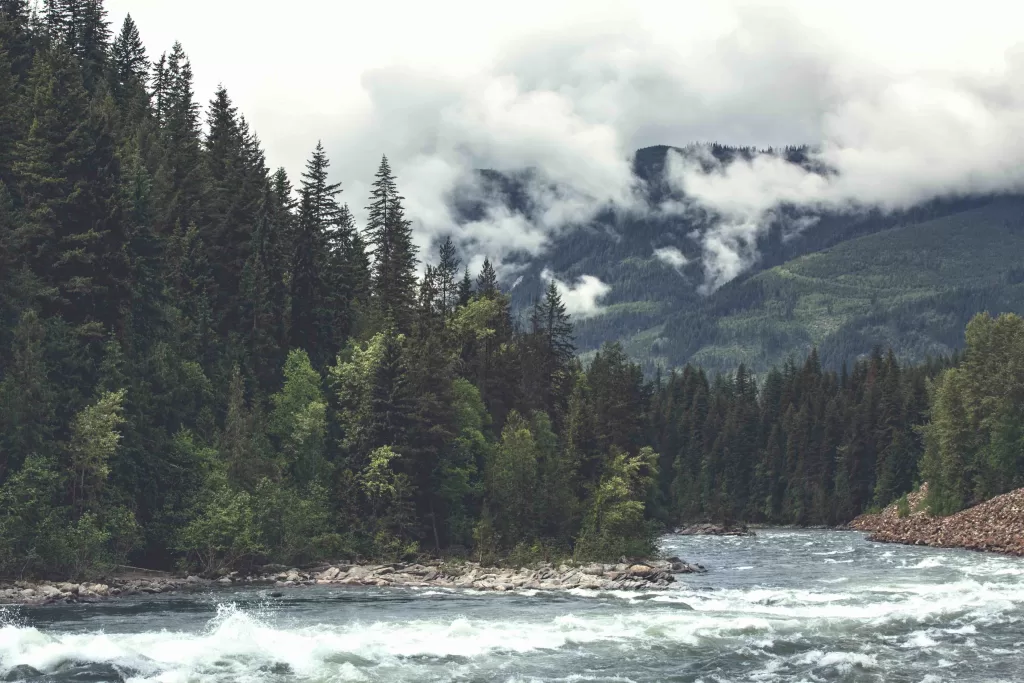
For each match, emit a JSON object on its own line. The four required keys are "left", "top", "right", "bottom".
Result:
{"left": 106, "top": 0, "right": 1024, "bottom": 302}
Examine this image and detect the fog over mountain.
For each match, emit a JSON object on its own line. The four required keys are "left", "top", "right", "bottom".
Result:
{"left": 108, "top": 0, "right": 1024, "bottom": 293}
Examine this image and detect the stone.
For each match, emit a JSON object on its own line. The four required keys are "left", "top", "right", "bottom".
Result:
{"left": 318, "top": 567, "right": 341, "bottom": 581}
{"left": 3, "top": 664, "right": 43, "bottom": 681}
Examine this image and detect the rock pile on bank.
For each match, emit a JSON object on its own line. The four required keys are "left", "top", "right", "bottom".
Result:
{"left": 0, "top": 557, "right": 706, "bottom": 605}
{"left": 248, "top": 557, "right": 704, "bottom": 592}
{"left": 674, "top": 523, "right": 755, "bottom": 536}
{"left": 850, "top": 485, "right": 1024, "bottom": 556}
{"left": 0, "top": 576, "right": 192, "bottom": 605}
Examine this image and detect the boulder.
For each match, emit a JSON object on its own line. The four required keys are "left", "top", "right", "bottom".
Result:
{"left": 3, "top": 664, "right": 43, "bottom": 681}
{"left": 318, "top": 567, "right": 341, "bottom": 581}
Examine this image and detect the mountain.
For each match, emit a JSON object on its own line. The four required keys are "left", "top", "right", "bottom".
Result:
{"left": 474, "top": 146, "right": 1024, "bottom": 374}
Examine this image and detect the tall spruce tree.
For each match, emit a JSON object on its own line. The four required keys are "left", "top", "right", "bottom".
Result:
{"left": 13, "top": 45, "right": 129, "bottom": 330}
{"left": 110, "top": 14, "right": 147, "bottom": 99}
{"left": 365, "top": 155, "right": 417, "bottom": 330}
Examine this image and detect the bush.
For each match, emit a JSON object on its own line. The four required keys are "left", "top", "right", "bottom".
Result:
{"left": 896, "top": 494, "right": 911, "bottom": 518}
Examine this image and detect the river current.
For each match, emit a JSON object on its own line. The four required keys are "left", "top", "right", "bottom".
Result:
{"left": 1, "top": 529, "right": 1022, "bottom": 682}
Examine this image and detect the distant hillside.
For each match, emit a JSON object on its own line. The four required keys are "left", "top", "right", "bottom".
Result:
{"left": 655, "top": 197, "right": 1024, "bottom": 374}
{"left": 471, "top": 146, "right": 1024, "bottom": 374}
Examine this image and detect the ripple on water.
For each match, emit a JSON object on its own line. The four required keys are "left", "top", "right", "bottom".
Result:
{"left": 1, "top": 529, "right": 1022, "bottom": 682}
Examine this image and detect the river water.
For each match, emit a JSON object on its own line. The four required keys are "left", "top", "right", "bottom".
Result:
{"left": 1, "top": 529, "right": 1023, "bottom": 682}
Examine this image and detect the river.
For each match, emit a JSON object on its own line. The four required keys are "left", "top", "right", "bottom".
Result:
{"left": 1, "top": 529, "right": 1022, "bottom": 682}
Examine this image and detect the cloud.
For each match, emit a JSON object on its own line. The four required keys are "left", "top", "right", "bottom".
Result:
{"left": 541, "top": 268, "right": 612, "bottom": 319}
{"left": 108, "top": 0, "right": 1024, "bottom": 289}
{"left": 653, "top": 246, "right": 689, "bottom": 271}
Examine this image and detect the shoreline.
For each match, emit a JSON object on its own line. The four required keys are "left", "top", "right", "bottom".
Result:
{"left": 850, "top": 486, "right": 1024, "bottom": 557}
{"left": 0, "top": 557, "right": 705, "bottom": 607}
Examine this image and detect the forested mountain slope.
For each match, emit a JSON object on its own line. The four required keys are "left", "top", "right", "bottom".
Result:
{"left": 494, "top": 146, "right": 1024, "bottom": 375}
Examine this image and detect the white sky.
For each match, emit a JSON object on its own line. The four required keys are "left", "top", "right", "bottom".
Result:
{"left": 105, "top": 0, "right": 1024, "bottom": 292}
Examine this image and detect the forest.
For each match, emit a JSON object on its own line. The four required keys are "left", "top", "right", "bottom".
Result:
{"left": 1, "top": 1, "right": 1022, "bottom": 580}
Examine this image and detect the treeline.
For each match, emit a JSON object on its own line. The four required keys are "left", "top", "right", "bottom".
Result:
{"left": 648, "top": 348, "right": 944, "bottom": 525}
{"left": 0, "top": 1, "right": 662, "bottom": 577}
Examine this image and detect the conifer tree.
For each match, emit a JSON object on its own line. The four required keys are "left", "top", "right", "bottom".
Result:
{"left": 436, "top": 236, "right": 460, "bottom": 318}
{"left": 155, "top": 42, "right": 202, "bottom": 234}
{"left": 366, "top": 155, "right": 418, "bottom": 330}
{"left": 457, "top": 268, "right": 472, "bottom": 307}
{"left": 242, "top": 183, "right": 288, "bottom": 391}
{"left": 110, "top": 14, "right": 147, "bottom": 99}
{"left": 289, "top": 143, "right": 343, "bottom": 366}
{"left": 13, "top": 46, "right": 130, "bottom": 330}
{"left": 476, "top": 257, "right": 499, "bottom": 299}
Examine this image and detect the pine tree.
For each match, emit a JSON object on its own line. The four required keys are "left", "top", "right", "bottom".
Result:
{"left": 365, "top": 155, "right": 418, "bottom": 330}
{"left": 457, "top": 268, "right": 472, "bottom": 307}
{"left": 435, "top": 236, "right": 460, "bottom": 318}
{"left": 289, "top": 143, "right": 342, "bottom": 366}
{"left": 242, "top": 182, "right": 288, "bottom": 392}
{"left": 527, "top": 279, "right": 575, "bottom": 416}
{"left": 155, "top": 42, "right": 203, "bottom": 234}
{"left": 45, "top": 0, "right": 109, "bottom": 91}
{"left": 110, "top": 14, "right": 147, "bottom": 100}
{"left": 0, "top": 0, "right": 34, "bottom": 84}
{"left": 476, "top": 257, "right": 498, "bottom": 299}
{"left": 202, "top": 87, "right": 266, "bottom": 340}
{"left": 13, "top": 46, "right": 130, "bottom": 330}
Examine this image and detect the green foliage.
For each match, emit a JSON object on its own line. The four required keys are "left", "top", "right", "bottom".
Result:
{"left": 575, "top": 447, "right": 659, "bottom": 561}
{"left": 177, "top": 477, "right": 264, "bottom": 575}
{"left": 270, "top": 349, "right": 327, "bottom": 487}
{"left": 896, "top": 493, "right": 910, "bottom": 518}
{"left": 922, "top": 313, "right": 1024, "bottom": 514}
{"left": 484, "top": 411, "right": 539, "bottom": 548}
{"left": 69, "top": 389, "right": 125, "bottom": 515}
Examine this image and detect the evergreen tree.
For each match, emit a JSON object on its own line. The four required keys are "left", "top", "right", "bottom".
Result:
{"left": 242, "top": 183, "right": 288, "bottom": 391}
{"left": 366, "top": 155, "right": 417, "bottom": 330}
{"left": 13, "top": 46, "right": 129, "bottom": 330}
{"left": 476, "top": 257, "right": 498, "bottom": 298}
{"left": 435, "top": 236, "right": 460, "bottom": 318}
{"left": 110, "top": 13, "right": 147, "bottom": 98}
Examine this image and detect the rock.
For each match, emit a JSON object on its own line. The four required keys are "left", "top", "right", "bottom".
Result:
{"left": 582, "top": 563, "right": 604, "bottom": 576}
{"left": 626, "top": 564, "right": 654, "bottom": 577}
{"left": 19, "top": 588, "right": 35, "bottom": 598}
{"left": 186, "top": 575, "right": 201, "bottom": 583}
{"left": 3, "top": 664, "right": 43, "bottom": 681}
{"left": 37, "top": 585, "right": 62, "bottom": 598}
{"left": 87, "top": 583, "right": 109, "bottom": 596}
{"left": 318, "top": 567, "right": 341, "bottom": 581}
{"left": 675, "top": 523, "right": 754, "bottom": 536}
{"left": 217, "top": 577, "right": 232, "bottom": 585}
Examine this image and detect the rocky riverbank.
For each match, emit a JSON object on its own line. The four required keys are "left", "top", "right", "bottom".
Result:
{"left": 850, "top": 484, "right": 1024, "bottom": 556}
{"left": 0, "top": 557, "right": 705, "bottom": 606}
{"left": 674, "top": 523, "right": 755, "bottom": 537}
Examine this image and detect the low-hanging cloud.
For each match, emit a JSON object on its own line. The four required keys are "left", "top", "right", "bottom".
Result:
{"left": 665, "top": 50, "right": 1024, "bottom": 290}
{"left": 111, "top": 0, "right": 1024, "bottom": 290}
{"left": 653, "top": 246, "right": 690, "bottom": 271}
{"left": 540, "top": 268, "right": 612, "bottom": 320}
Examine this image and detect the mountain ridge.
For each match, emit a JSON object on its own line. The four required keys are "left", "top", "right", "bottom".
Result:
{"left": 467, "top": 145, "right": 1024, "bottom": 374}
